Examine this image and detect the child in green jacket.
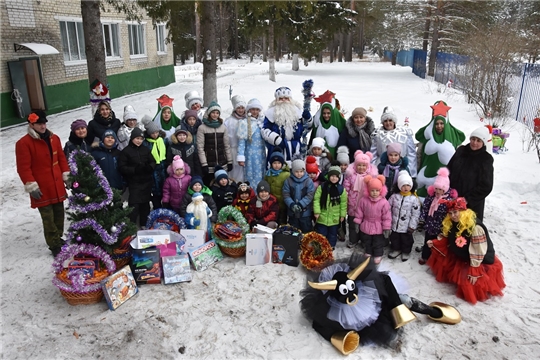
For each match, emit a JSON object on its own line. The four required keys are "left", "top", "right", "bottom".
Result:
{"left": 264, "top": 150, "right": 290, "bottom": 225}
{"left": 313, "top": 164, "right": 347, "bottom": 249}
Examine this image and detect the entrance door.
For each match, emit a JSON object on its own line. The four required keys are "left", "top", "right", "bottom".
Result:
{"left": 7, "top": 57, "right": 47, "bottom": 118}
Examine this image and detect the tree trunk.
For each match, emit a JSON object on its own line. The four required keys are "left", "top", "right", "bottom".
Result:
{"left": 303, "top": 58, "right": 309, "bottom": 66}
{"left": 428, "top": 0, "right": 442, "bottom": 77}
{"left": 195, "top": 1, "right": 201, "bottom": 62}
{"left": 201, "top": 1, "right": 217, "bottom": 105}
{"left": 81, "top": 0, "right": 106, "bottom": 90}
{"left": 423, "top": 0, "right": 432, "bottom": 52}
{"left": 262, "top": 35, "right": 267, "bottom": 62}
{"left": 218, "top": 2, "right": 223, "bottom": 62}
{"left": 268, "top": 22, "right": 276, "bottom": 82}
{"left": 358, "top": 9, "right": 365, "bottom": 59}
{"left": 317, "top": 52, "right": 322, "bottom": 63}
{"left": 249, "top": 38, "right": 254, "bottom": 62}
{"left": 344, "top": 0, "right": 355, "bottom": 61}
{"left": 338, "top": 33, "right": 344, "bottom": 62}
{"left": 329, "top": 40, "right": 334, "bottom": 63}
{"left": 292, "top": 53, "right": 299, "bottom": 71}
{"left": 391, "top": 51, "right": 397, "bottom": 66}
{"left": 233, "top": 0, "right": 239, "bottom": 59}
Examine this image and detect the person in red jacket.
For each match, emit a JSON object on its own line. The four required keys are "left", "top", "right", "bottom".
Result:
{"left": 246, "top": 180, "right": 279, "bottom": 230}
{"left": 15, "top": 110, "right": 70, "bottom": 256}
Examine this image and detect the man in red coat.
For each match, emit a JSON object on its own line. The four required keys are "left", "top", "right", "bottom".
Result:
{"left": 16, "top": 110, "right": 70, "bottom": 256}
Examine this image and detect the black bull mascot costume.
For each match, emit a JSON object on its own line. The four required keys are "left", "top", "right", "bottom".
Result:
{"left": 300, "top": 254, "right": 461, "bottom": 355}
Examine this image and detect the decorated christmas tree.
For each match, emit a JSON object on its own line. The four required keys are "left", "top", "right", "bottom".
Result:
{"left": 65, "top": 149, "right": 137, "bottom": 253}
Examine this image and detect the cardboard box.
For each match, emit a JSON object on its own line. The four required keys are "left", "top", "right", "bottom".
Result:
{"left": 272, "top": 232, "right": 300, "bottom": 267}
{"left": 188, "top": 240, "right": 223, "bottom": 271}
{"left": 68, "top": 260, "right": 95, "bottom": 279}
{"left": 254, "top": 224, "right": 276, "bottom": 234}
{"left": 101, "top": 265, "right": 138, "bottom": 310}
{"left": 181, "top": 229, "right": 206, "bottom": 253}
{"left": 162, "top": 254, "right": 192, "bottom": 284}
{"left": 130, "top": 247, "right": 161, "bottom": 285}
{"left": 135, "top": 230, "right": 184, "bottom": 249}
{"left": 246, "top": 233, "right": 273, "bottom": 266}
{"left": 74, "top": 254, "right": 100, "bottom": 270}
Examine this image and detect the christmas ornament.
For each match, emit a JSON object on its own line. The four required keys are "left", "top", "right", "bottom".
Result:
{"left": 84, "top": 196, "right": 90, "bottom": 202}
{"left": 73, "top": 182, "right": 79, "bottom": 189}
{"left": 76, "top": 235, "right": 82, "bottom": 242}
{"left": 111, "top": 226, "right": 117, "bottom": 233}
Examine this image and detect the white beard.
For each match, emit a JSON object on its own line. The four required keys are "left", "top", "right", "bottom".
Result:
{"left": 187, "top": 200, "right": 210, "bottom": 233}
{"left": 270, "top": 100, "right": 302, "bottom": 140}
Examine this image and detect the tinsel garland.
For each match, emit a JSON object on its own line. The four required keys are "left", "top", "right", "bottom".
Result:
{"left": 217, "top": 206, "right": 250, "bottom": 235}
{"left": 66, "top": 220, "right": 126, "bottom": 245}
{"left": 300, "top": 231, "right": 334, "bottom": 271}
{"left": 67, "top": 149, "right": 113, "bottom": 213}
{"left": 52, "top": 243, "right": 116, "bottom": 294}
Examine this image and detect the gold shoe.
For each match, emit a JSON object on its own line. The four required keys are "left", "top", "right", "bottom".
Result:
{"left": 391, "top": 304, "right": 417, "bottom": 329}
{"left": 330, "top": 331, "right": 360, "bottom": 355}
{"left": 428, "top": 302, "right": 462, "bottom": 325}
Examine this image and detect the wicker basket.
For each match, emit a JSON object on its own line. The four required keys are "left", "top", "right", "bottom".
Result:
{"left": 56, "top": 269, "right": 109, "bottom": 306}
{"left": 111, "top": 248, "right": 132, "bottom": 269}
{"left": 215, "top": 238, "right": 246, "bottom": 258}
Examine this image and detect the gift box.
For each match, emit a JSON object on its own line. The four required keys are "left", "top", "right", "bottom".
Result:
{"left": 68, "top": 260, "right": 95, "bottom": 279}
{"left": 254, "top": 224, "right": 276, "bottom": 234}
{"left": 246, "top": 233, "right": 273, "bottom": 266}
{"left": 181, "top": 229, "right": 206, "bottom": 253}
{"left": 135, "top": 229, "right": 184, "bottom": 249}
{"left": 188, "top": 240, "right": 223, "bottom": 271}
{"left": 162, "top": 254, "right": 192, "bottom": 284}
{"left": 272, "top": 232, "right": 300, "bottom": 267}
{"left": 74, "top": 254, "right": 100, "bottom": 270}
{"left": 101, "top": 265, "right": 139, "bottom": 310}
{"left": 130, "top": 247, "right": 161, "bottom": 285}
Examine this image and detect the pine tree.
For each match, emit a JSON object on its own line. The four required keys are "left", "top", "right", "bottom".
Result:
{"left": 65, "top": 150, "right": 137, "bottom": 253}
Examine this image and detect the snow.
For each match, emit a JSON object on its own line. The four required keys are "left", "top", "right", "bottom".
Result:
{"left": 2, "top": 59, "right": 540, "bottom": 359}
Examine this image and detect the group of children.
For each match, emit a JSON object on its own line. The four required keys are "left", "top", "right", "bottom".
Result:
{"left": 64, "top": 93, "right": 458, "bottom": 266}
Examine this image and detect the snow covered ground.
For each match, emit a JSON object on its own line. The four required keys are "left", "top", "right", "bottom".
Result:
{"left": 1, "top": 59, "right": 540, "bottom": 359}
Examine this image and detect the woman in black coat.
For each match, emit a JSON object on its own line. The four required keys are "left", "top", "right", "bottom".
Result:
{"left": 119, "top": 128, "right": 156, "bottom": 227}
{"left": 337, "top": 107, "right": 375, "bottom": 163}
{"left": 446, "top": 126, "right": 494, "bottom": 221}
{"left": 87, "top": 101, "right": 122, "bottom": 144}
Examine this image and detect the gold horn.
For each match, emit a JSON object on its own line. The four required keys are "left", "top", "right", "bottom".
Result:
{"left": 428, "top": 302, "right": 462, "bottom": 325}
{"left": 347, "top": 258, "right": 370, "bottom": 281}
{"left": 308, "top": 280, "right": 338, "bottom": 291}
{"left": 391, "top": 304, "right": 417, "bottom": 329}
{"left": 330, "top": 331, "right": 360, "bottom": 355}
{"left": 346, "top": 293, "right": 359, "bottom": 306}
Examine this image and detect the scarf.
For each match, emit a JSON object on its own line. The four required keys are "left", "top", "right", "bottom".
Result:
{"left": 428, "top": 193, "right": 443, "bottom": 217}
{"left": 146, "top": 137, "right": 166, "bottom": 164}
{"left": 203, "top": 117, "right": 222, "bottom": 128}
{"left": 400, "top": 191, "right": 412, "bottom": 197}
{"left": 383, "top": 161, "right": 402, "bottom": 186}
{"left": 320, "top": 181, "right": 341, "bottom": 210}
{"left": 353, "top": 171, "right": 368, "bottom": 193}
{"left": 266, "top": 167, "right": 283, "bottom": 177}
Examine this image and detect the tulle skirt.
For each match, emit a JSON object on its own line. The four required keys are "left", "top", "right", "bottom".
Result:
{"left": 427, "top": 237, "right": 506, "bottom": 304}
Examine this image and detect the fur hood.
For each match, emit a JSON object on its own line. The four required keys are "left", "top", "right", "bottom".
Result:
{"left": 27, "top": 126, "right": 54, "bottom": 140}
{"left": 169, "top": 130, "right": 193, "bottom": 145}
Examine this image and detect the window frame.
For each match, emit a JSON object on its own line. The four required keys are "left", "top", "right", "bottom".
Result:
{"left": 156, "top": 23, "right": 167, "bottom": 54}
{"left": 59, "top": 20, "right": 86, "bottom": 64}
{"left": 102, "top": 22, "right": 121, "bottom": 60}
{"left": 127, "top": 23, "right": 147, "bottom": 58}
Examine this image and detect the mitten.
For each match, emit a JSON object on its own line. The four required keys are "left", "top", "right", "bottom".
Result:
{"left": 30, "top": 189, "right": 43, "bottom": 200}
{"left": 292, "top": 204, "right": 302, "bottom": 214}
{"left": 302, "top": 109, "right": 311, "bottom": 120}
{"left": 62, "top": 172, "right": 72, "bottom": 189}
{"left": 383, "top": 229, "right": 391, "bottom": 239}
{"left": 191, "top": 218, "right": 201, "bottom": 227}
{"left": 227, "top": 163, "right": 233, "bottom": 172}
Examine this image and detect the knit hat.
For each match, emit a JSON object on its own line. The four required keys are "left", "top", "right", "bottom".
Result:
{"left": 354, "top": 150, "right": 373, "bottom": 166}
{"left": 71, "top": 119, "right": 87, "bottom": 132}
{"left": 231, "top": 95, "right": 246, "bottom": 110}
{"left": 237, "top": 181, "right": 251, "bottom": 195}
{"left": 102, "top": 129, "right": 118, "bottom": 142}
{"left": 190, "top": 176, "right": 203, "bottom": 188}
{"left": 305, "top": 156, "right": 318, "bottom": 174}
{"left": 204, "top": 101, "right": 221, "bottom": 119}
{"left": 352, "top": 107, "right": 367, "bottom": 118}
{"left": 291, "top": 158, "right": 305, "bottom": 173}
{"left": 269, "top": 150, "right": 285, "bottom": 165}
{"left": 327, "top": 165, "right": 341, "bottom": 178}
{"left": 172, "top": 155, "right": 185, "bottom": 172}
{"left": 214, "top": 165, "right": 228, "bottom": 182}
{"left": 336, "top": 146, "right": 350, "bottom": 165}
{"left": 257, "top": 180, "right": 271, "bottom": 194}
{"left": 381, "top": 106, "right": 398, "bottom": 124}
{"left": 184, "top": 110, "right": 198, "bottom": 120}
{"left": 470, "top": 126, "right": 490, "bottom": 145}
{"left": 27, "top": 110, "right": 47, "bottom": 124}
{"left": 130, "top": 127, "right": 144, "bottom": 140}
{"left": 365, "top": 175, "right": 385, "bottom": 191}
{"left": 192, "top": 192, "right": 203, "bottom": 201}
{"left": 275, "top": 86, "right": 292, "bottom": 99}
{"left": 185, "top": 90, "right": 203, "bottom": 109}
{"left": 123, "top": 105, "right": 138, "bottom": 122}
{"left": 141, "top": 114, "right": 153, "bottom": 127}
{"left": 397, "top": 170, "right": 413, "bottom": 189}
{"left": 145, "top": 121, "right": 161, "bottom": 135}
{"left": 433, "top": 167, "right": 450, "bottom": 192}
{"left": 310, "top": 137, "right": 325, "bottom": 150}
{"left": 174, "top": 125, "right": 189, "bottom": 136}
{"left": 386, "top": 142, "right": 402, "bottom": 155}
{"left": 246, "top": 98, "right": 263, "bottom": 112}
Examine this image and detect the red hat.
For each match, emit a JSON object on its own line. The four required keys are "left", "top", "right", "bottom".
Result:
{"left": 443, "top": 197, "right": 468, "bottom": 212}
{"left": 305, "top": 156, "right": 319, "bottom": 174}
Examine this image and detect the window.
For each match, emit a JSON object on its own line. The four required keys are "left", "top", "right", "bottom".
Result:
{"left": 59, "top": 21, "right": 86, "bottom": 62}
{"left": 103, "top": 23, "right": 120, "bottom": 58}
{"left": 128, "top": 24, "right": 146, "bottom": 56}
{"left": 156, "top": 24, "right": 166, "bottom": 53}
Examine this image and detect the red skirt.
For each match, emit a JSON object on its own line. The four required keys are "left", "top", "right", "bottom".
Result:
{"left": 427, "top": 237, "right": 506, "bottom": 304}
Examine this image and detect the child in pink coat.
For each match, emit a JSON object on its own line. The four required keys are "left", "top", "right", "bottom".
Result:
{"left": 353, "top": 174, "right": 392, "bottom": 264}
{"left": 162, "top": 155, "right": 192, "bottom": 213}
{"left": 343, "top": 150, "right": 378, "bottom": 248}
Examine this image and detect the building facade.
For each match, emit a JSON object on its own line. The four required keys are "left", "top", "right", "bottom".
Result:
{"left": 1, "top": 0, "right": 175, "bottom": 127}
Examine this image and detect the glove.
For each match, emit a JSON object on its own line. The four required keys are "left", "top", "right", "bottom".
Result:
{"left": 202, "top": 166, "right": 209, "bottom": 175}
{"left": 162, "top": 202, "right": 171, "bottom": 210}
{"left": 191, "top": 218, "right": 201, "bottom": 227}
{"left": 30, "top": 189, "right": 42, "bottom": 200}
{"left": 383, "top": 230, "right": 391, "bottom": 239}
{"left": 250, "top": 220, "right": 258, "bottom": 228}
{"left": 274, "top": 136, "right": 283, "bottom": 146}
{"left": 302, "top": 110, "right": 311, "bottom": 120}
{"left": 227, "top": 163, "right": 233, "bottom": 172}
{"left": 291, "top": 204, "right": 302, "bottom": 214}
{"left": 354, "top": 224, "right": 360, "bottom": 234}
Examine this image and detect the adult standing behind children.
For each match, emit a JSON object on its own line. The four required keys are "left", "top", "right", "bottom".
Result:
{"left": 225, "top": 95, "right": 248, "bottom": 182}
{"left": 370, "top": 106, "right": 417, "bottom": 177}
{"left": 181, "top": 90, "right": 205, "bottom": 121}
{"left": 16, "top": 111, "right": 70, "bottom": 256}
{"left": 64, "top": 119, "right": 92, "bottom": 158}
{"left": 309, "top": 101, "right": 346, "bottom": 158}
{"left": 87, "top": 101, "right": 121, "bottom": 145}
{"left": 152, "top": 94, "right": 181, "bottom": 138}
{"left": 337, "top": 107, "right": 375, "bottom": 163}
{"left": 238, "top": 98, "right": 267, "bottom": 190}
{"left": 446, "top": 126, "right": 493, "bottom": 222}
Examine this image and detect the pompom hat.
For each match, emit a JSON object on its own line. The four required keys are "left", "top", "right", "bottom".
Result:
{"left": 397, "top": 170, "right": 413, "bottom": 189}
{"left": 145, "top": 121, "right": 161, "bottom": 135}
{"left": 123, "top": 105, "right": 138, "bottom": 122}
{"left": 214, "top": 165, "right": 228, "bottom": 182}
{"left": 172, "top": 155, "right": 185, "bottom": 172}
{"left": 305, "top": 156, "right": 319, "bottom": 174}
{"left": 433, "top": 167, "right": 450, "bottom": 192}
{"left": 204, "top": 101, "right": 221, "bottom": 119}
{"left": 310, "top": 137, "right": 326, "bottom": 150}
{"left": 336, "top": 146, "right": 350, "bottom": 164}
{"left": 291, "top": 158, "right": 305, "bottom": 173}
{"left": 354, "top": 150, "right": 373, "bottom": 166}
{"left": 365, "top": 174, "right": 386, "bottom": 191}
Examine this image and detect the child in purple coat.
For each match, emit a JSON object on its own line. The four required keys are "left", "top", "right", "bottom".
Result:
{"left": 353, "top": 174, "right": 392, "bottom": 265}
{"left": 162, "top": 155, "right": 192, "bottom": 213}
